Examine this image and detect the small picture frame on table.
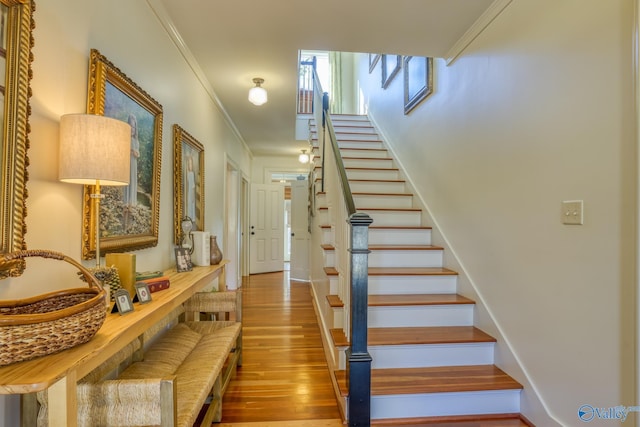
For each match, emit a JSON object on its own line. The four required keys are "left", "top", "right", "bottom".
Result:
{"left": 134, "top": 282, "right": 152, "bottom": 304}
{"left": 112, "top": 289, "right": 134, "bottom": 315}
{"left": 175, "top": 246, "right": 193, "bottom": 272}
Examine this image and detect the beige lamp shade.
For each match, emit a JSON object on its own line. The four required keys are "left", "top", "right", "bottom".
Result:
{"left": 58, "top": 114, "right": 131, "bottom": 186}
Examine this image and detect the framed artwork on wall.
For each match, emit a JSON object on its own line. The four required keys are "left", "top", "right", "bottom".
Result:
{"left": 403, "top": 56, "right": 434, "bottom": 115}
{"left": 382, "top": 54, "right": 401, "bottom": 89}
{"left": 172, "top": 124, "right": 205, "bottom": 245}
{"left": 82, "top": 49, "right": 164, "bottom": 260}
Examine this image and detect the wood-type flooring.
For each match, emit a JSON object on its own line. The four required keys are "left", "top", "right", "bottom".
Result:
{"left": 217, "top": 270, "right": 342, "bottom": 425}
{"left": 210, "top": 269, "right": 530, "bottom": 427}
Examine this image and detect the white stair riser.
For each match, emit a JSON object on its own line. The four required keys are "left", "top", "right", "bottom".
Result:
{"left": 369, "top": 390, "right": 521, "bottom": 420}
{"left": 339, "top": 149, "right": 389, "bottom": 159}
{"left": 320, "top": 227, "right": 333, "bottom": 245}
{"left": 343, "top": 158, "right": 394, "bottom": 169}
{"left": 368, "top": 274, "right": 457, "bottom": 295}
{"left": 347, "top": 169, "right": 399, "bottom": 180}
{"left": 330, "top": 115, "right": 371, "bottom": 122}
{"left": 339, "top": 140, "right": 385, "bottom": 150}
{"left": 369, "top": 343, "right": 495, "bottom": 369}
{"left": 313, "top": 147, "right": 390, "bottom": 159}
{"left": 335, "top": 343, "right": 495, "bottom": 370}
{"left": 311, "top": 125, "right": 375, "bottom": 134}
{"left": 368, "top": 305, "right": 474, "bottom": 328}
{"left": 310, "top": 131, "right": 380, "bottom": 141}
{"left": 317, "top": 208, "right": 329, "bottom": 224}
{"left": 315, "top": 193, "right": 327, "bottom": 208}
{"left": 360, "top": 210, "right": 422, "bottom": 227}
{"left": 349, "top": 181, "right": 407, "bottom": 194}
{"left": 355, "top": 194, "right": 413, "bottom": 209}
{"left": 328, "top": 276, "right": 338, "bottom": 294}
{"left": 369, "top": 249, "right": 443, "bottom": 268}
{"left": 323, "top": 250, "right": 335, "bottom": 267}
{"left": 331, "top": 306, "right": 344, "bottom": 328}
{"left": 369, "top": 228, "right": 431, "bottom": 245}
{"left": 312, "top": 138, "right": 383, "bottom": 150}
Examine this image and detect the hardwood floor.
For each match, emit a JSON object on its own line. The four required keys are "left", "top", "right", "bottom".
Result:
{"left": 206, "top": 269, "right": 530, "bottom": 427}
{"left": 217, "top": 270, "right": 343, "bottom": 425}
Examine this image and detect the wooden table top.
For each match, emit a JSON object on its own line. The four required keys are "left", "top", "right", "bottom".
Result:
{"left": 0, "top": 263, "right": 226, "bottom": 394}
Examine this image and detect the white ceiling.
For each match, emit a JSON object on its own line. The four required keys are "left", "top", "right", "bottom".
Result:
{"left": 151, "top": 0, "right": 495, "bottom": 157}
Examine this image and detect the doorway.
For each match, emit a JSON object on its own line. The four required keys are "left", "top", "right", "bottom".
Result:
{"left": 248, "top": 172, "right": 310, "bottom": 279}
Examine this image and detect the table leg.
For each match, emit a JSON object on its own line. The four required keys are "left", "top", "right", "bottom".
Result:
{"left": 47, "top": 372, "right": 77, "bottom": 427}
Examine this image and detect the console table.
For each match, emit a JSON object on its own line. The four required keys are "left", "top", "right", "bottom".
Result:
{"left": 0, "top": 262, "right": 227, "bottom": 427}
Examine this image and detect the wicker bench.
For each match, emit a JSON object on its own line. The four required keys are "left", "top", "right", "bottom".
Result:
{"left": 37, "top": 290, "right": 242, "bottom": 427}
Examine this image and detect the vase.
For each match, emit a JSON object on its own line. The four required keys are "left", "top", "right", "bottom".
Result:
{"left": 209, "top": 235, "right": 223, "bottom": 265}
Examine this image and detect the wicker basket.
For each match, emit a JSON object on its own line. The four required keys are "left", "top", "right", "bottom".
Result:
{"left": 0, "top": 250, "right": 107, "bottom": 366}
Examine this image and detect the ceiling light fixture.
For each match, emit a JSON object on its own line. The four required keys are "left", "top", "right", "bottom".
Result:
{"left": 248, "top": 77, "right": 268, "bottom": 106}
{"left": 298, "top": 149, "right": 310, "bottom": 164}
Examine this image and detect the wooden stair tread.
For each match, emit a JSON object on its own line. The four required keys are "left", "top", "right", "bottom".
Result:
{"left": 330, "top": 326, "right": 496, "bottom": 347}
{"left": 353, "top": 192, "right": 413, "bottom": 196}
{"left": 368, "top": 294, "right": 474, "bottom": 306}
{"left": 335, "top": 365, "right": 523, "bottom": 397}
{"left": 338, "top": 147, "right": 387, "bottom": 152}
{"left": 314, "top": 166, "right": 398, "bottom": 171}
{"left": 369, "top": 266, "right": 455, "bottom": 275}
{"left": 311, "top": 137, "right": 384, "bottom": 142}
{"left": 348, "top": 178, "right": 406, "bottom": 183}
{"left": 324, "top": 266, "right": 455, "bottom": 276}
{"left": 326, "top": 294, "right": 474, "bottom": 307}
{"left": 326, "top": 294, "right": 343, "bottom": 308}
{"left": 359, "top": 207, "right": 421, "bottom": 212}
{"left": 324, "top": 266, "right": 338, "bottom": 275}
{"left": 370, "top": 226, "right": 432, "bottom": 230}
{"left": 371, "top": 414, "right": 531, "bottom": 426}
{"left": 316, "top": 178, "right": 407, "bottom": 184}
{"left": 369, "top": 245, "right": 443, "bottom": 251}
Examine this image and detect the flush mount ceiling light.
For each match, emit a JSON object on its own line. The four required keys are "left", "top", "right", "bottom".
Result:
{"left": 298, "top": 149, "right": 310, "bottom": 164}
{"left": 248, "top": 77, "right": 268, "bottom": 106}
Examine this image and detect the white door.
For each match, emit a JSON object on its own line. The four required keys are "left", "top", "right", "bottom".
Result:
{"left": 250, "top": 183, "right": 284, "bottom": 274}
{"left": 290, "top": 180, "right": 310, "bottom": 281}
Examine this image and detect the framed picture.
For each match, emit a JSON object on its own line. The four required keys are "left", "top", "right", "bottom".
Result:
{"left": 403, "top": 56, "right": 434, "bottom": 115}
{"left": 134, "top": 282, "right": 152, "bottom": 304}
{"left": 82, "top": 49, "right": 164, "bottom": 260}
{"left": 381, "top": 54, "right": 401, "bottom": 89}
{"left": 173, "top": 124, "right": 205, "bottom": 245}
{"left": 113, "top": 289, "right": 134, "bottom": 315}
{"left": 175, "top": 246, "right": 193, "bottom": 272}
{"left": 368, "top": 53, "right": 380, "bottom": 73}
{"left": 0, "top": 0, "right": 34, "bottom": 279}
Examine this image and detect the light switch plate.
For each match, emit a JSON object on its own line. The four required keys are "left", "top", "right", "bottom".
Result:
{"left": 562, "top": 200, "right": 583, "bottom": 225}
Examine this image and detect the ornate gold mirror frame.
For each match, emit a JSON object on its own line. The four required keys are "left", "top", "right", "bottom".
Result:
{"left": 0, "top": 0, "right": 34, "bottom": 278}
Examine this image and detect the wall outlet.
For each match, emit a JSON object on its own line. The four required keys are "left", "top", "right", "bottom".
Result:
{"left": 562, "top": 200, "right": 583, "bottom": 225}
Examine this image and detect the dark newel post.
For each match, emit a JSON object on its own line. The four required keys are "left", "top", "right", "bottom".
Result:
{"left": 347, "top": 212, "right": 373, "bottom": 427}
{"left": 321, "top": 92, "right": 329, "bottom": 193}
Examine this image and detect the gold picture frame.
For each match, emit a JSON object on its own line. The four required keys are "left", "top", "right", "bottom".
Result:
{"left": 173, "top": 124, "right": 204, "bottom": 245}
{"left": 0, "top": 0, "right": 34, "bottom": 278}
{"left": 83, "top": 49, "right": 163, "bottom": 260}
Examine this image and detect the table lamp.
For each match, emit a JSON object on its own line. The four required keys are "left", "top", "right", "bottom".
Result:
{"left": 58, "top": 113, "right": 131, "bottom": 267}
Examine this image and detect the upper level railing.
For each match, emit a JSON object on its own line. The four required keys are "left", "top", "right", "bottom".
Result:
{"left": 298, "top": 56, "right": 316, "bottom": 114}
{"left": 311, "top": 69, "right": 372, "bottom": 427}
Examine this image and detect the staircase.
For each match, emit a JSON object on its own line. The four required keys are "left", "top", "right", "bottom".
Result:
{"left": 310, "top": 114, "right": 531, "bottom": 426}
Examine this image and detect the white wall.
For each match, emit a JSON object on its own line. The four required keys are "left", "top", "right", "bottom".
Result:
{"left": 0, "top": 1, "right": 251, "bottom": 423}
{"left": 358, "top": 0, "right": 636, "bottom": 425}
